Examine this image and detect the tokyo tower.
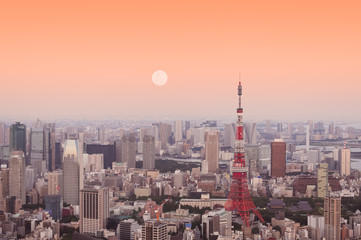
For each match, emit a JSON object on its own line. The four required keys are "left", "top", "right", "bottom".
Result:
{"left": 224, "top": 81, "right": 264, "bottom": 227}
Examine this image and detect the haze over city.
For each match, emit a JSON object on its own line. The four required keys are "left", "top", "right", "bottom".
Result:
{"left": 1, "top": 1, "right": 361, "bottom": 121}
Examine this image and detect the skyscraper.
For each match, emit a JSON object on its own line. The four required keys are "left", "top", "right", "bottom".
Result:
{"left": 340, "top": 148, "right": 351, "bottom": 177}
{"left": 0, "top": 168, "right": 9, "bottom": 199}
{"left": 80, "top": 188, "right": 109, "bottom": 235}
{"left": 159, "top": 123, "right": 171, "bottom": 150}
{"left": 224, "top": 123, "right": 236, "bottom": 147}
{"left": 9, "top": 151, "right": 26, "bottom": 204}
{"left": 174, "top": 121, "right": 183, "bottom": 142}
{"left": 266, "top": 120, "right": 271, "bottom": 133}
{"left": 143, "top": 135, "right": 155, "bottom": 170}
{"left": 244, "top": 122, "right": 257, "bottom": 145}
{"left": 317, "top": 163, "right": 328, "bottom": 198}
{"left": 44, "top": 194, "right": 62, "bottom": 221}
{"left": 0, "top": 122, "right": 5, "bottom": 145}
{"left": 63, "top": 139, "right": 81, "bottom": 205}
{"left": 121, "top": 134, "right": 136, "bottom": 168}
{"left": 271, "top": 140, "right": 286, "bottom": 178}
{"left": 205, "top": 130, "right": 219, "bottom": 174}
{"left": 9, "top": 122, "right": 26, "bottom": 161}
{"left": 30, "top": 126, "right": 45, "bottom": 176}
{"left": 324, "top": 196, "right": 341, "bottom": 240}
{"left": 48, "top": 170, "right": 63, "bottom": 196}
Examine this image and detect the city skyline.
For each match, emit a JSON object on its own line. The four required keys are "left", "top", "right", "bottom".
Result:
{"left": 1, "top": 1, "right": 360, "bottom": 121}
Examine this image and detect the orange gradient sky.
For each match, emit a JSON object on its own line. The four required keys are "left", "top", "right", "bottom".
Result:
{"left": 1, "top": 1, "right": 360, "bottom": 121}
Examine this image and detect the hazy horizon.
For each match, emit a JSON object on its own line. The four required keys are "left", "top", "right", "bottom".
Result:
{"left": 1, "top": 1, "right": 360, "bottom": 122}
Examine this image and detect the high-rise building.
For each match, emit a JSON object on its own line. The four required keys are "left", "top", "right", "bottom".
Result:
{"left": 116, "top": 219, "right": 141, "bottom": 240}
{"left": 30, "top": 127, "right": 45, "bottom": 176}
{"left": 55, "top": 141, "right": 63, "bottom": 169}
{"left": 205, "top": 130, "right": 219, "bottom": 174}
{"left": 121, "top": 134, "right": 136, "bottom": 168}
{"left": 79, "top": 188, "right": 109, "bottom": 235}
{"left": 324, "top": 196, "right": 341, "bottom": 240}
{"left": 340, "top": 148, "right": 351, "bottom": 177}
{"left": 9, "top": 151, "right": 26, "bottom": 204}
{"left": 174, "top": 121, "right": 183, "bottom": 142}
{"left": 244, "top": 122, "right": 257, "bottom": 145}
{"left": 63, "top": 139, "right": 81, "bottom": 205}
{"left": 142, "top": 220, "right": 168, "bottom": 240}
{"left": 25, "top": 166, "right": 35, "bottom": 191}
{"left": 271, "top": 140, "right": 286, "bottom": 178}
{"left": 266, "top": 120, "right": 271, "bottom": 133}
{"left": 98, "top": 128, "right": 105, "bottom": 144}
{"left": 44, "top": 194, "right": 62, "bottom": 221}
{"left": 287, "top": 122, "right": 292, "bottom": 136}
{"left": 317, "top": 163, "right": 328, "bottom": 198}
{"left": 86, "top": 143, "right": 116, "bottom": 169}
{"left": 9, "top": 122, "right": 26, "bottom": 162}
{"left": 48, "top": 170, "right": 63, "bottom": 196}
{"left": 0, "top": 168, "right": 9, "bottom": 199}
{"left": 185, "top": 121, "right": 191, "bottom": 133}
{"left": 277, "top": 123, "right": 283, "bottom": 133}
{"left": 0, "top": 122, "right": 5, "bottom": 145}
{"left": 159, "top": 123, "right": 171, "bottom": 150}
{"left": 143, "top": 135, "right": 155, "bottom": 169}
{"left": 202, "top": 208, "right": 232, "bottom": 239}
{"left": 224, "top": 123, "right": 236, "bottom": 147}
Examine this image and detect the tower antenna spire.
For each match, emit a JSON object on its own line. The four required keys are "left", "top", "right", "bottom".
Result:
{"left": 225, "top": 80, "right": 264, "bottom": 226}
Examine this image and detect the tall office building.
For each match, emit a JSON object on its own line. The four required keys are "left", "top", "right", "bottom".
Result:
{"left": 266, "top": 120, "right": 271, "bottom": 133}
{"left": 185, "top": 121, "right": 191, "bottom": 133}
{"left": 271, "top": 140, "right": 286, "bottom": 178}
{"left": 287, "top": 122, "right": 292, "bottom": 136}
{"left": 317, "top": 163, "right": 328, "bottom": 198}
{"left": 244, "top": 122, "right": 257, "bottom": 145}
{"left": 44, "top": 123, "right": 56, "bottom": 172}
{"left": 159, "top": 123, "right": 171, "bottom": 150}
{"left": 142, "top": 220, "right": 168, "bottom": 240}
{"left": 340, "top": 148, "right": 351, "bottom": 177}
{"left": 224, "top": 123, "right": 236, "bottom": 147}
{"left": 0, "top": 168, "right": 9, "bottom": 199}
{"left": 98, "top": 128, "right": 105, "bottom": 144}
{"left": 205, "top": 130, "right": 219, "bottom": 174}
{"left": 174, "top": 121, "right": 183, "bottom": 142}
{"left": 116, "top": 219, "right": 141, "bottom": 240}
{"left": 86, "top": 143, "right": 116, "bottom": 169}
{"left": 48, "top": 170, "right": 63, "bottom": 196}
{"left": 121, "top": 134, "right": 136, "bottom": 168}
{"left": 80, "top": 188, "right": 109, "bottom": 235}
{"left": 9, "top": 122, "right": 26, "bottom": 161}
{"left": 143, "top": 135, "right": 155, "bottom": 169}
{"left": 324, "top": 196, "right": 341, "bottom": 240}
{"left": 63, "top": 139, "right": 81, "bottom": 205}
{"left": 0, "top": 122, "right": 5, "bottom": 145}
{"left": 9, "top": 151, "right": 26, "bottom": 204}
{"left": 277, "top": 123, "right": 283, "bottom": 133}
{"left": 30, "top": 127, "right": 45, "bottom": 176}
{"left": 44, "top": 194, "right": 62, "bottom": 221}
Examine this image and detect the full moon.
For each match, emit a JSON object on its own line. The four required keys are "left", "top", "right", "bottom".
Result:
{"left": 152, "top": 70, "right": 168, "bottom": 86}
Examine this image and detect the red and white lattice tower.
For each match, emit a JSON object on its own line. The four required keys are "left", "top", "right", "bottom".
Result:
{"left": 225, "top": 81, "right": 264, "bottom": 227}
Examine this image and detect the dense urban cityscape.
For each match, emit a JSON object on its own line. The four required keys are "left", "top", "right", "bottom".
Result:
{"left": 0, "top": 81, "right": 360, "bottom": 240}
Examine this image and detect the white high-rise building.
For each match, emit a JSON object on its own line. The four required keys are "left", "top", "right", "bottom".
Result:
{"left": 80, "top": 188, "right": 109, "bottom": 235}
{"left": 9, "top": 151, "right": 26, "bottom": 204}
{"left": 340, "top": 148, "right": 351, "bottom": 176}
{"left": 174, "top": 121, "right": 183, "bottom": 142}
